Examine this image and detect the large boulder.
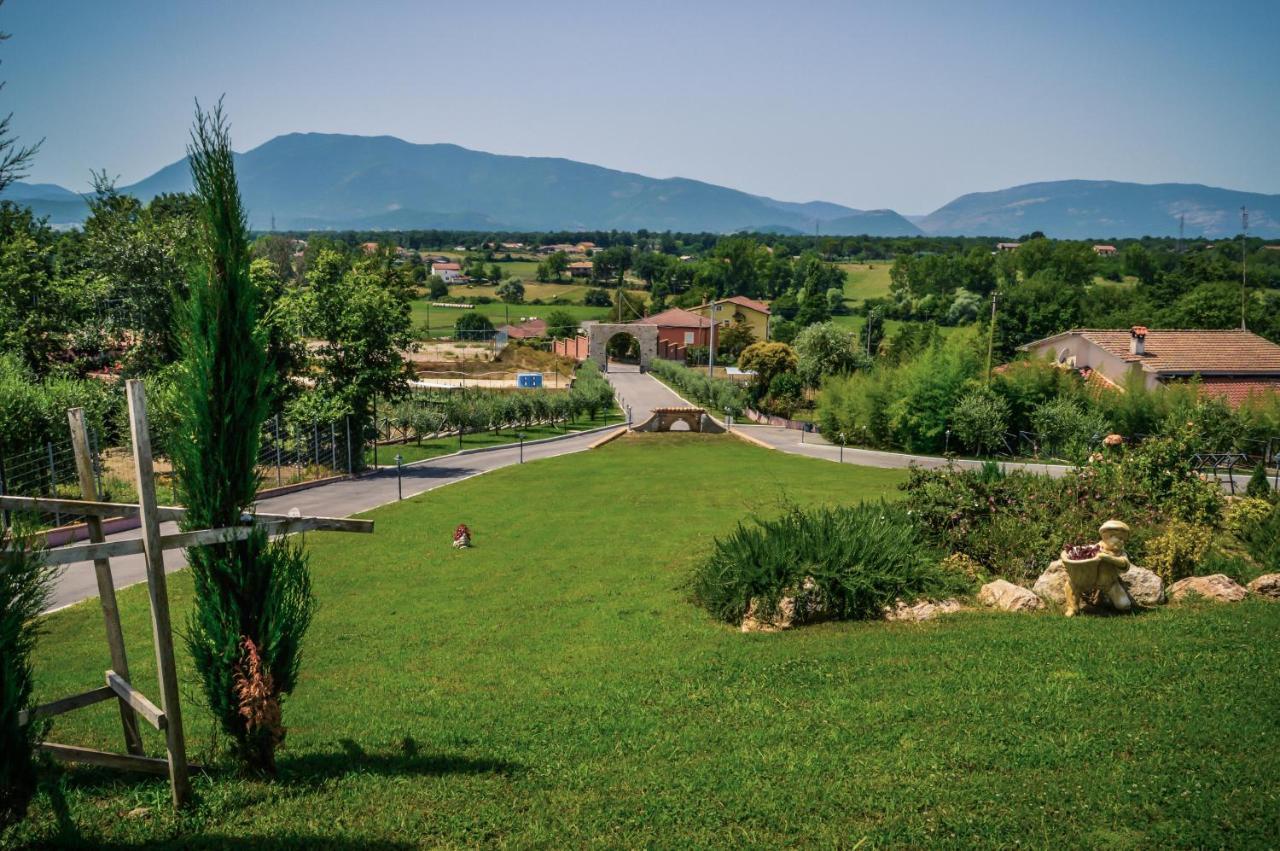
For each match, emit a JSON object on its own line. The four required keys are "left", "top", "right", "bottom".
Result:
{"left": 884, "top": 598, "right": 964, "bottom": 623}
{"left": 1033, "top": 563, "right": 1069, "bottom": 606}
{"left": 1167, "top": 574, "right": 1248, "bottom": 604}
{"left": 978, "top": 579, "right": 1045, "bottom": 612}
{"left": 1119, "top": 567, "right": 1166, "bottom": 607}
{"left": 1246, "top": 573, "right": 1280, "bottom": 600}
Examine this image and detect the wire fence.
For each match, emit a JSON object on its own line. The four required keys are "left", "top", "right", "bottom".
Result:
{"left": 0, "top": 415, "right": 371, "bottom": 534}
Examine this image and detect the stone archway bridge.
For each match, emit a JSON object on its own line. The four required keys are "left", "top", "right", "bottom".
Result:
{"left": 631, "top": 406, "right": 726, "bottom": 433}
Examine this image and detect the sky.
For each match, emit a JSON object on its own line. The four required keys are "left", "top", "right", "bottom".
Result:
{"left": 4, "top": 0, "right": 1278, "bottom": 213}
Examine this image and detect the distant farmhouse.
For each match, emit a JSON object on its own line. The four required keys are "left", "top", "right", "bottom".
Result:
{"left": 431, "top": 261, "right": 464, "bottom": 283}
{"left": 1092, "top": 244, "right": 1118, "bottom": 256}
{"left": 1022, "top": 327, "right": 1280, "bottom": 405}
{"left": 567, "top": 261, "right": 594, "bottom": 278}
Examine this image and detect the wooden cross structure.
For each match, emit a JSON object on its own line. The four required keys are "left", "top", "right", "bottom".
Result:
{"left": 0, "top": 379, "right": 372, "bottom": 809}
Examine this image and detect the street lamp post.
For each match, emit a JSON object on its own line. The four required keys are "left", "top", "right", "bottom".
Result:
{"left": 518, "top": 432, "right": 525, "bottom": 464}
{"left": 838, "top": 432, "right": 846, "bottom": 464}
{"left": 724, "top": 406, "right": 732, "bottom": 432}
{"left": 394, "top": 453, "right": 404, "bottom": 500}
{"left": 945, "top": 428, "right": 952, "bottom": 455}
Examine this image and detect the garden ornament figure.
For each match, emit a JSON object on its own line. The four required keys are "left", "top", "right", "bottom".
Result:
{"left": 453, "top": 523, "right": 471, "bottom": 549}
{"left": 1053, "top": 519, "right": 1135, "bottom": 616}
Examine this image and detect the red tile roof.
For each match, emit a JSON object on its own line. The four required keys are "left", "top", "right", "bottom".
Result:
{"left": 501, "top": 318, "right": 548, "bottom": 339}
{"left": 1026, "top": 329, "right": 1280, "bottom": 376}
{"left": 717, "top": 295, "right": 771, "bottom": 315}
{"left": 635, "top": 307, "right": 713, "bottom": 328}
{"left": 432, "top": 262, "right": 461, "bottom": 271}
{"left": 1188, "top": 377, "right": 1280, "bottom": 407}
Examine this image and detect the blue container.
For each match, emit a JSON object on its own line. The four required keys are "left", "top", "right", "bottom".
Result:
{"left": 517, "top": 372, "right": 543, "bottom": 388}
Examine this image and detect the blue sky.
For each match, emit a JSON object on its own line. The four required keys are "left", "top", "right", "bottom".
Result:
{"left": 4, "top": 0, "right": 1278, "bottom": 213}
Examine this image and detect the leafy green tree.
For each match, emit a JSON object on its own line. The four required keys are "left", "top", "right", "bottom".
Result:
{"left": 717, "top": 317, "right": 757, "bottom": 358}
{"left": 428, "top": 277, "right": 449, "bottom": 299}
{"left": 769, "top": 316, "right": 799, "bottom": 344}
{"left": 794, "top": 321, "right": 864, "bottom": 389}
{"left": 593, "top": 245, "right": 633, "bottom": 288}
{"left": 496, "top": 278, "right": 525, "bottom": 304}
{"left": 1246, "top": 462, "right": 1272, "bottom": 500}
{"left": 545, "top": 250, "right": 569, "bottom": 281}
{"left": 0, "top": 203, "right": 82, "bottom": 371}
{"left": 303, "top": 249, "right": 413, "bottom": 432}
{"left": 951, "top": 386, "right": 1011, "bottom": 456}
{"left": 173, "top": 102, "right": 314, "bottom": 775}
{"left": 454, "top": 311, "right": 495, "bottom": 339}
{"left": 738, "top": 341, "right": 798, "bottom": 398}
{"left": 583, "top": 287, "right": 612, "bottom": 307}
{"left": 249, "top": 258, "right": 305, "bottom": 412}
{"left": 543, "top": 309, "right": 579, "bottom": 339}
{"left": 992, "top": 271, "right": 1084, "bottom": 359}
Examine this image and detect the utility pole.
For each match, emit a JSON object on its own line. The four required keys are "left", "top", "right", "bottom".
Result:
{"left": 1178, "top": 214, "right": 1185, "bottom": 254}
{"left": 1241, "top": 206, "right": 1249, "bottom": 331}
{"left": 985, "top": 291, "right": 999, "bottom": 384}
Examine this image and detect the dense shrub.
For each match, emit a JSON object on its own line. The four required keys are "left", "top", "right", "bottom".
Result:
{"left": 692, "top": 502, "right": 960, "bottom": 625}
{"left": 0, "top": 353, "right": 117, "bottom": 458}
{"left": 1224, "top": 497, "right": 1273, "bottom": 536}
{"left": 1246, "top": 463, "right": 1272, "bottom": 499}
{"left": 0, "top": 524, "right": 53, "bottom": 828}
{"left": 1144, "top": 520, "right": 1214, "bottom": 584}
{"left": 1240, "top": 501, "right": 1280, "bottom": 573}
{"left": 951, "top": 387, "right": 1010, "bottom": 456}
{"left": 648, "top": 359, "right": 748, "bottom": 416}
{"left": 1028, "top": 396, "right": 1109, "bottom": 461}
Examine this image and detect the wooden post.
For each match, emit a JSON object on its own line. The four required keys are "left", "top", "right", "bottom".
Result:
{"left": 67, "top": 408, "right": 144, "bottom": 756}
{"left": 125, "top": 380, "right": 191, "bottom": 809}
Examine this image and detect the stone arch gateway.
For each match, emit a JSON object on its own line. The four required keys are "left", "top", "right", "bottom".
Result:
{"left": 585, "top": 322, "right": 658, "bottom": 369}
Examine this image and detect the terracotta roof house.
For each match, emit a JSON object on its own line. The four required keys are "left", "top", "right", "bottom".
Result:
{"left": 633, "top": 307, "right": 714, "bottom": 351}
{"left": 1021, "top": 327, "right": 1280, "bottom": 405}
{"left": 1092, "top": 244, "right": 1118, "bottom": 256}
{"left": 996, "top": 242, "right": 1021, "bottom": 252}
{"left": 567, "top": 261, "right": 594, "bottom": 278}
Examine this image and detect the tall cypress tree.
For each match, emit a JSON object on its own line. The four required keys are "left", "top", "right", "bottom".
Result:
{"left": 173, "top": 100, "right": 313, "bottom": 774}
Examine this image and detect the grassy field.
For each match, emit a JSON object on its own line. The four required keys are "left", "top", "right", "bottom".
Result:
{"left": 11, "top": 436, "right": 1280, "bottom": 847}
{"left": 409, "top": 301, "right": 613, "bottom": 338}
{"left": 839, "top": 262, "right": 893, "bottom": 305}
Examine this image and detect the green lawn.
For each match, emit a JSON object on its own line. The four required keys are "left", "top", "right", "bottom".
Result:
{"left": 368, "top": 408, "right": 626, "bottom": 465}
{"left": 409, "top": 300, "right": 612, "bottom": 338}
{"left": 839, "top": 262, "right": 893, "bottom": 305}
{"left": 11, "top": 436, "right": 1280, "bottom": 847}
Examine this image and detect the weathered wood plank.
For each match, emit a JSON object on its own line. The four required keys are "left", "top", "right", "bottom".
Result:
{"left": 106, "top": 671, "right": 167, "bottom": 731}
{"left": 40, "top": 742, "right": 173, "bottom": 776}
{"left": 18, "top": 686, "right": 115, "bottom": 726}
{"left": 69, "top": 407, "right": 146, "bottom": 755}
{"left": 126, "top": 379, "right": 191, "bottom": 808}
{"left": 0, "top": 494, "right": 184, "bottom": 521}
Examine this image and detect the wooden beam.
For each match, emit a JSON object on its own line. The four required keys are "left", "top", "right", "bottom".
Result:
{"left": 18, "top": 686, "right": 115, "bottom": 726}
{"left": 40, "top": 742, "right": 173, "bottom": 777}
{"left": 41, "top": 517, "right": 369, "bottom": 567}
{"left": 106, "top": 671, "right": 166, "bottom": 731}
{"left": 0, "top": 494, "right": 184, "bottom": 521}
{"left": 126, "top": 379, "right": 191, "bottom": 809}
{"left": 69, "top": 407, "right": 146, "bottom": 756}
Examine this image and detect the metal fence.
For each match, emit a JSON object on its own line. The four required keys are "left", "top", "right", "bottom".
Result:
{"left": 0, "top": 435, "right": 103, "bottom": 532}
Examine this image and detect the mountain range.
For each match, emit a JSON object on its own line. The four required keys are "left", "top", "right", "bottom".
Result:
{"left": 4, "top": 133, "right": 1277, "bottom": 238}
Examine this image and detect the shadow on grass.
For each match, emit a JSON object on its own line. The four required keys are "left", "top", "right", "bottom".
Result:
{"left": 276, "top": 737, "right": 520, "bottom": 788}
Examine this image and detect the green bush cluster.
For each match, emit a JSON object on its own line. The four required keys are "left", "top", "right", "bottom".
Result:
{"left": 0, "top": 353, "right": 116, "bottom": 458}
{"left": 692, "top": 502, "right": 961, "bottom": 625}
{"left": 817, "top": 335, "right": 1280, "bottom": 460}
{"left": 648, "top": 358, "right": 748, "bottom": 417}
{"left": 900, "top": 437, "right": 1226, "bottom": 584}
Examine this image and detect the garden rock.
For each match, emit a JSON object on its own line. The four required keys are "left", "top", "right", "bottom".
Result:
{"left": 1119, "top": 567, "right": 1166, "bottom": 606}
{"left": 741, "top": 576, "right": 826, "bottom": 633}
{"left": 978, "top": 579, "right": 1044, "bottom": 612}
{"left": 1032, "top": 563, "right": 1069, "bottom": 606}
{"left": 1246, "top": 573, "right": 1280, "bottom": 600}
{"left": 884, "top": 598, "right": 963, "bottom": 622}
{"left": 1167, "top": 574, "right": 1248, "bottom": 603}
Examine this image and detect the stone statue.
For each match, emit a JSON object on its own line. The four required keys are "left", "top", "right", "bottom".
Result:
{"left": 1053, "top": 520, "right": 1135, "bottom": 616}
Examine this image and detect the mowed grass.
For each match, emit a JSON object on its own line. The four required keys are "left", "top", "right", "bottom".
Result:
{"left": 409, "top": 301, "right": 612, "bottom": 338}
{"left": 12, "top": 436, "right": 1280, "bottom": 847}
{"left": 839, "top": 262, "right": 893, "bottom": 304}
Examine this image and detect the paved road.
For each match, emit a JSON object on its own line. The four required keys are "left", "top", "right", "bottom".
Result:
{"left": 603, "top": 362, "right": 688, "bottom": 423}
